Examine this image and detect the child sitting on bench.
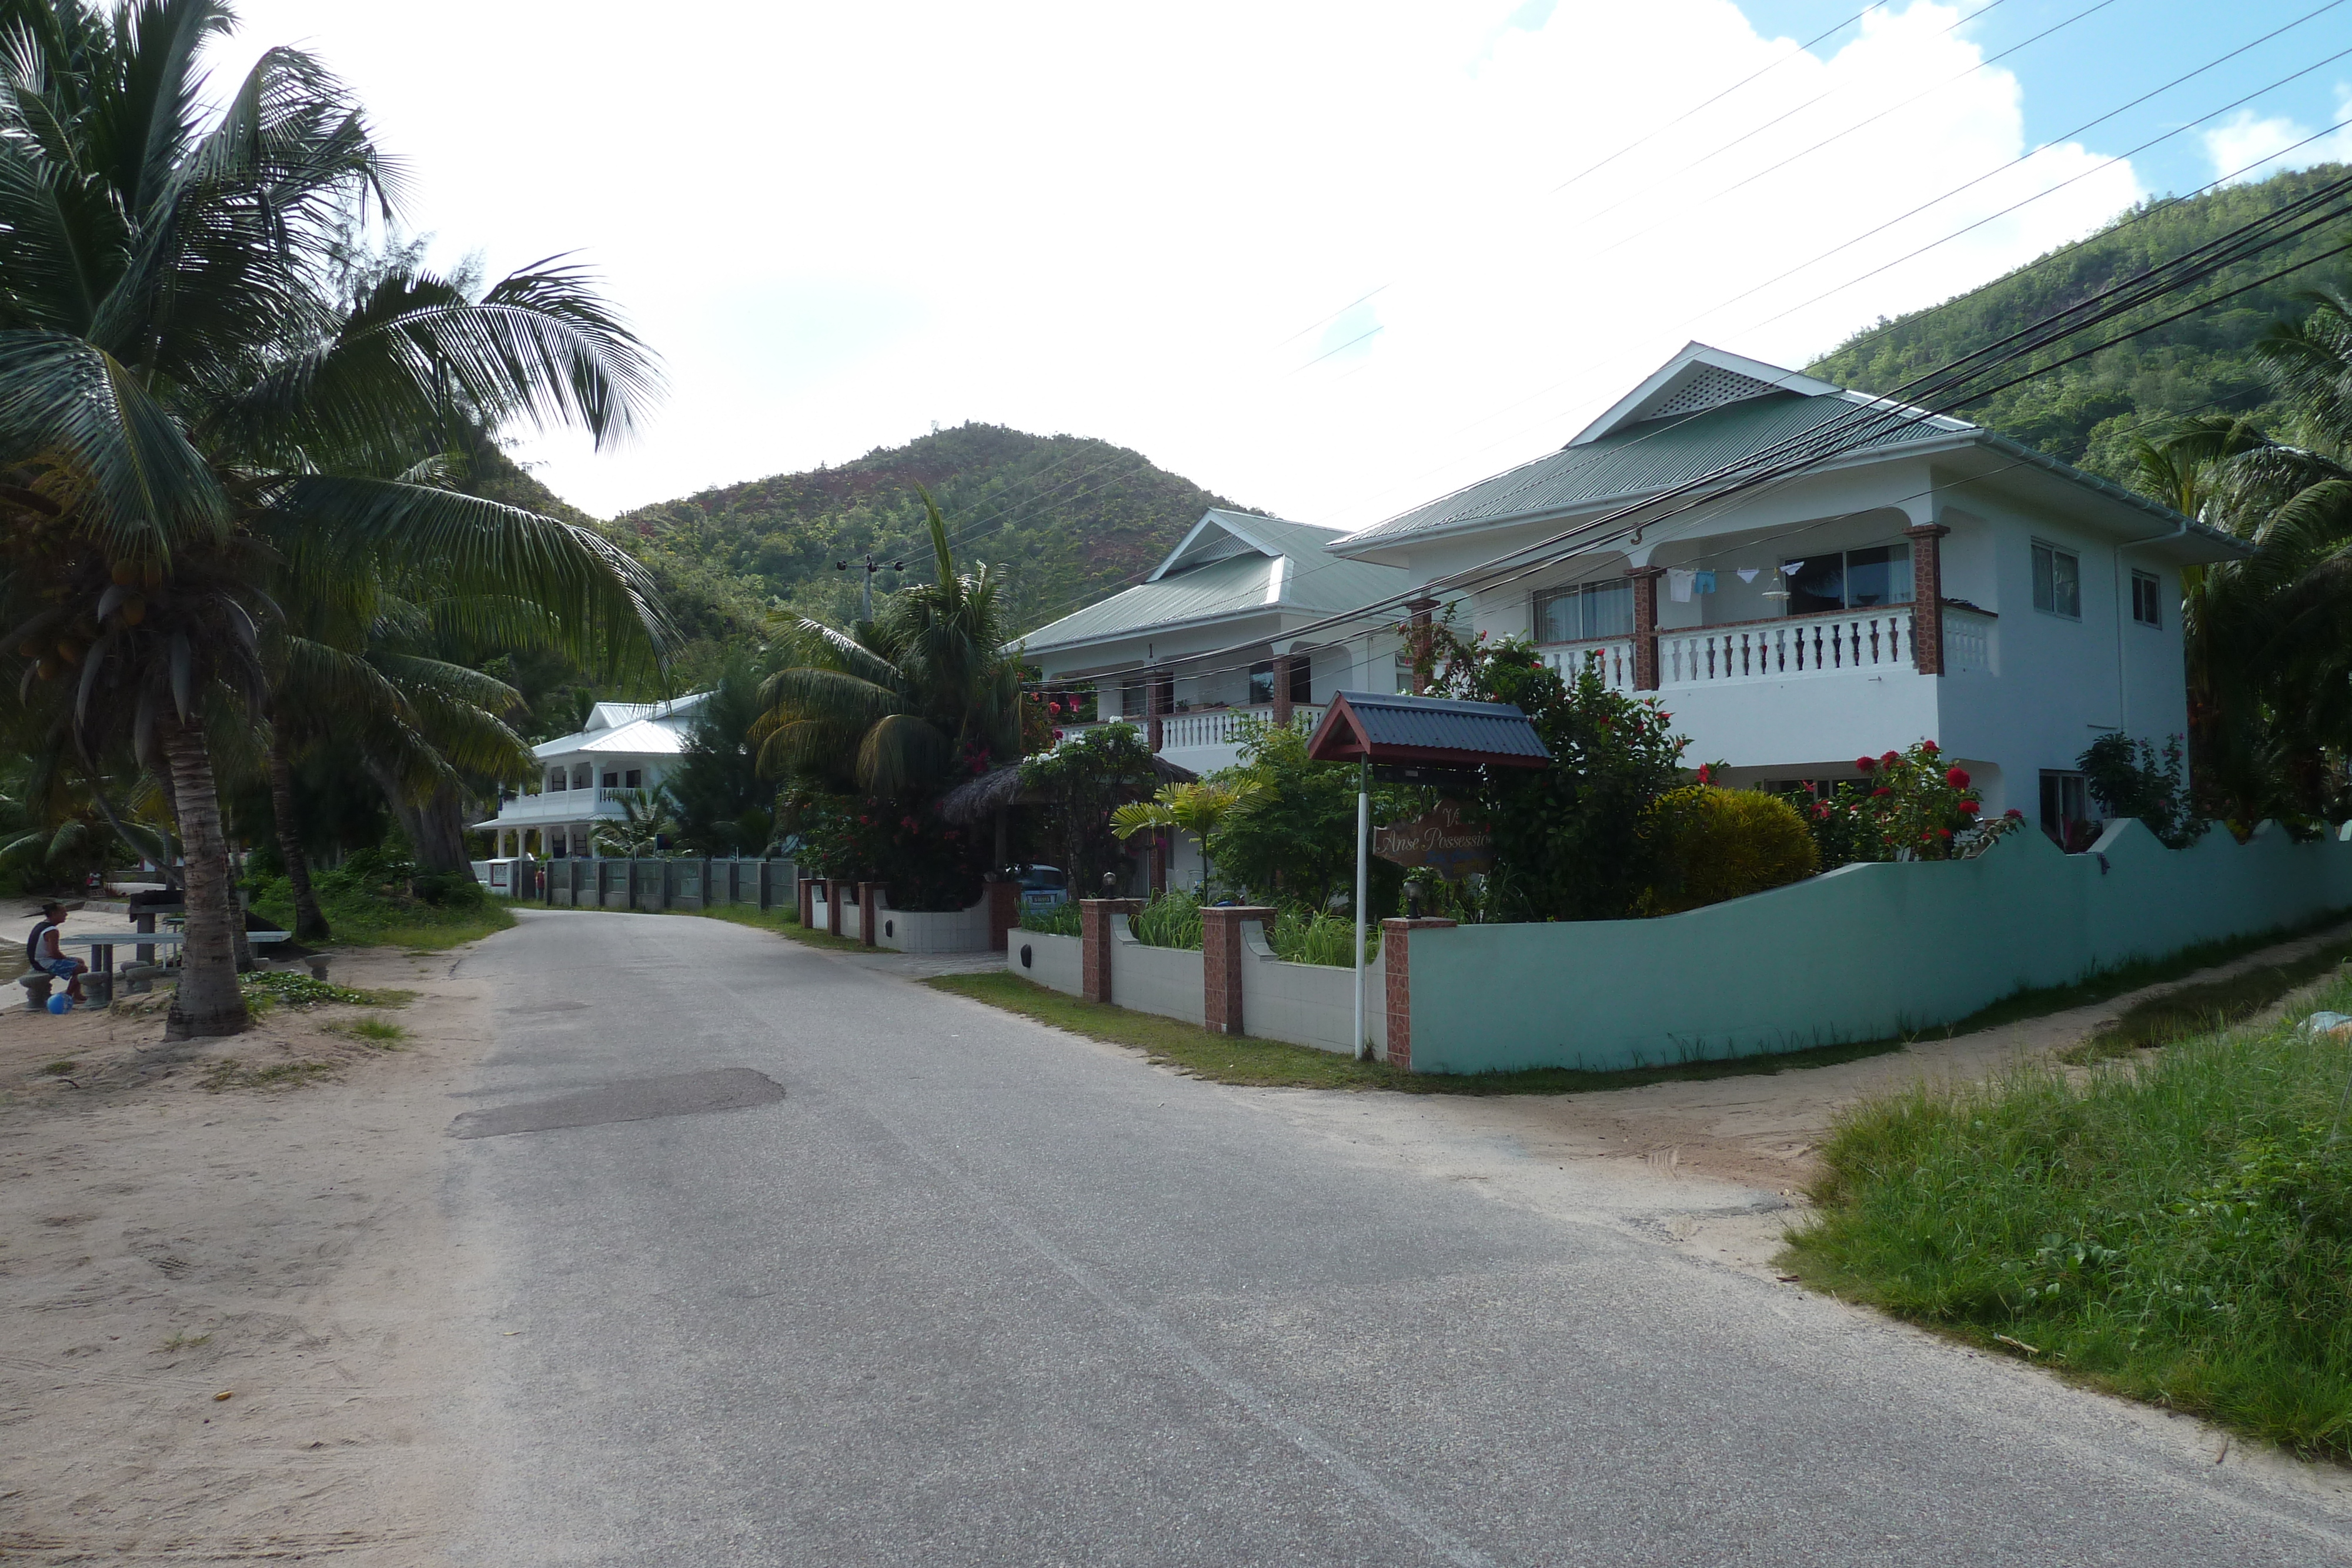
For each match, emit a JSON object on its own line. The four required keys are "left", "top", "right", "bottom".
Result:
{"left": 26, "top": 901, "right": 86, "bottom": 1004}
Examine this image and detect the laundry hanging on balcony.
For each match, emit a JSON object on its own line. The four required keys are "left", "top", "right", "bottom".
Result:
{"left": 1781, "top": 561, "right": 1805, "bottom": 575}
{"left": 1693, "top": 570, "right": 1716, "bottom": 594}
{"left": 1736, "top": 567, "right": 1760, "bottom": 584}
{"left": 1667, "top": 569, "right": 1717, "bottom": 603}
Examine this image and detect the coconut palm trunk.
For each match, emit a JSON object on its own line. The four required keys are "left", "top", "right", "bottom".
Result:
{"left": 267, "top": 723, "right": 330, "bottom": 941}
{"left": 159, "top": 722, "right": 250, "bottom": 1039}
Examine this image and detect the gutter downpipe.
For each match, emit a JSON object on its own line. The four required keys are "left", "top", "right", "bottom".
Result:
{"left": 2112, "top": 510, "right": 2190, "bottom": 738}
{"left": 1354, "top": 758, "right": 1371, "bottom": 1062}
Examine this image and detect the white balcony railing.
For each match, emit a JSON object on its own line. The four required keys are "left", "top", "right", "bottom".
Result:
{"left": 1539, "top": 638, "right": 1636, "bottom": 692}
{"left": 490, "top": 785, "right": 639, "bottom": 823}
{"left": 1054, "top": 704, "right": 1325, "bottom": 753}
{"left": 1662, "top": 607, "right": 1915, "bottom": 686}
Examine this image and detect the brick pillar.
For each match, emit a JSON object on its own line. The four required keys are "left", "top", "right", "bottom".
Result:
{"left": 1380, "top": 917, "right": 1458, "bottom": 1072}
{"left": 987, "top": 879, "right": 1019, "bottom": 952}
{"left": 1080, "top": 898, "right": 1142, "bottom": 1004}
{"left": 826, "top": 878, "right": 844, "bottom": 938}
{"left": 1202, "top": 905, "right": 1277, "bottom": 1035}
{"left": 859, "top": 881, "right": 880, "bottom": 947}
{"left": 798, "top": 874, "right": 815, "bottom": 928}
{"left": 1405, "top": 596, "right": 1438, "bottom": 694}
{"left": 1271, "top": 653, "right": 1293, "bottom": 728}
{"left": 1628, "top": 566, "right": 1665, "bottom": 690}
{"left": 1151, "top": 833, "right": 1168, "bottom": 895}
{"left": 1905, "top": 523, "right": 1951, "bottom": 676}
{"left": 1146, "top": 670, "right": 1165, "bottom": 754}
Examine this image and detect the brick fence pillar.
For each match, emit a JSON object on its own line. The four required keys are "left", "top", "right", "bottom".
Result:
{"left": 987, "top": 880, "right": 1019, "bottom": 952}
{"left": 1905, "top": 522, "right": 1951, "bottom": 676}
{"left": 1080, "top": 898, "right": 1142, "bottom": 1004}
{"left": 798, "top": 872, "right": 814, "bottom": 928}
{"left": 1380, "top": 917, "right": 1458, "bottom": 1071}
{"left": 1628, "top": 565, "right": 1665, "bottom": 690}
{"left": 1202, "top": 905, "right": 1278, "bottom": 1035}
{"left": 826, "top": 879, "right": 844, "bottom": 938}
{"left": 858, "top": 881, "right": 881, "bottom": 947}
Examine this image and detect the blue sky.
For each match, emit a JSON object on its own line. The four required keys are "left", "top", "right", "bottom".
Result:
{"left": 1742, "top": 0, "right": 2351, "bottom": 197}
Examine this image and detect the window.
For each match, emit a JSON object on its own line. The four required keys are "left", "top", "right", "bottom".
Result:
{"left": 1247, "top": 656, "right": 1315, "bottom": 706}
{"left": 2032, "top": 541, "right": 2081, "bottom": 618}
{"left": 1120, "top": 676, "right": 1145, "bottom": 717}
{"left": 549, "top": 769, "right": 567, "bottom": 792}
{"left": 624, "top": 768, "right": 643, "bottom": 788}
{"left": 1783, "top": 544, "right": 1912, "bottom": 614}
{"left": 601, "top": 771, "right": 619, "bottom": 789}
{"left": 1534, "top": 580, "right": 1634, "bottom": 643}
{"left": 2040, "top": 770, "right": 2093, "bottom": 851}
{"left": 2132, "top": 569, "right": 2163, "bottom": 627}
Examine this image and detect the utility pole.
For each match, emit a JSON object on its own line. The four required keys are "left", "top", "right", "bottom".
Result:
{"left": 835, "top": 554, "right": 904, "bottom": 623}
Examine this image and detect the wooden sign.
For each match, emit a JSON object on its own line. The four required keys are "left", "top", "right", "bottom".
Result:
{"left": 1372, "top": 800, "right": 1494, "bottom": 881}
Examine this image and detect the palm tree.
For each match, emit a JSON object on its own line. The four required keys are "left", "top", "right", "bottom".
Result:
{"left": 593, "top": 785, "right": 680, "bottom": 858}
{"left": 0, "top": 1, "right": 667, "bottom": 1035}
{"left": 1110, "top": 780, "right": 1262, "bottom": 892}
{"left": 753, "top": 488, "right": 1020, "bottom": 798}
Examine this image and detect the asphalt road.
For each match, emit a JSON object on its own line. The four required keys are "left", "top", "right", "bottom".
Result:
{"left": 444, "top": 910, "right": 2352, "bottom": 1566}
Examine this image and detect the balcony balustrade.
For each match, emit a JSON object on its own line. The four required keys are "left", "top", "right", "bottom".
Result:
{"left": 1538, "top": 603, "right": 1995, "bottom": 694}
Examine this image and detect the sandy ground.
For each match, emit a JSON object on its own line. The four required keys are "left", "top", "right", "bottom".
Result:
{"left": 0, "top": 907, "right": 495, "bottom": 1564}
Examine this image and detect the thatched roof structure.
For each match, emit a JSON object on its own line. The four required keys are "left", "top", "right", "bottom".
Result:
{"left": 933, "top": 755, "right": 1200, "bottom": 826}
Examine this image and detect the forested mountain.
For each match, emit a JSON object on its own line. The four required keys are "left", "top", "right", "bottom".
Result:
{"left": 603, "top": 424, "right": 1252, "bottom": 663}
{"left": 1809, "top": 163, "right": 2351, "bottom": 479}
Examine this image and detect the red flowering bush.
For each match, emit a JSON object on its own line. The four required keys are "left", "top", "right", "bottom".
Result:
{"left": 1802, "top": 741, "right": 2026, "bottom": 864}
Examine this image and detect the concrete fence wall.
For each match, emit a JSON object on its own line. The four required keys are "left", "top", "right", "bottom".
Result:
{"left": 873, "top": 894, "right": 995, "bottom": 954}
{"left": 1009, "top": 930, "right": 1085, "bottom": 994}
{"left": 1110, "top": 920, "right": 1207, "bottom": 1025}
{"left": 1406, "top": 818, "right": 2352, "bottom": 1076}
{"left": 1235, "top": 923, "right": 1387, "bottom": 1057}
{"left": 536, "top": 857, "right": 797, "bottom": 912}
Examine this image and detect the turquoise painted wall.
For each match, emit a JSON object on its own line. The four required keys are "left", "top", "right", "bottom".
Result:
{"left": 1406, "top": 819, "right": 2352, "bottom": 1076}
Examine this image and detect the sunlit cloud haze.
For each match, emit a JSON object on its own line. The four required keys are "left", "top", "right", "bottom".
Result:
{"left": 203, "top": 2, "right": 2341, "bottom": 535}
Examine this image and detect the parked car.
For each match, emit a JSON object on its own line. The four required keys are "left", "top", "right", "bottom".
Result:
{"left": 1015, "top": 864, "right": 1068, "bottom": 909}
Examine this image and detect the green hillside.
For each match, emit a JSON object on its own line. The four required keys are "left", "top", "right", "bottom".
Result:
{"left": 1809, "top": 163, "right": 2352, "bottom": 479}
{"left": 607, "top": 423, "right": 1252, "bottom": 650}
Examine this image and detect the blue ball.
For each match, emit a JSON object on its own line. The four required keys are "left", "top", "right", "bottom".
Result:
{"left": 46, "top": 992, "right": 70, "bottom": 1015}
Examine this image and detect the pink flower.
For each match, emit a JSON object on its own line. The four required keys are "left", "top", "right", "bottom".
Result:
{"left": 901, "top": 816, "right": 918, "bottom": 830}
{"left": 1052, "top": 727, "right": 1065, "bottom": 740}
{"left": 1919, "top": 740, "right": 1939, "bottom": 755}
{"left": 1855, "top": 756, "right": 1876, "bottom": 773}
{"left": 1696, "top": 763, "right": 1713, "bottom": 785}
{"left": 1944, "top": 767, "right": 1970, "bottom": 790}
{"left": 1813, "top": 804, "right": 1830, "bottom": 821}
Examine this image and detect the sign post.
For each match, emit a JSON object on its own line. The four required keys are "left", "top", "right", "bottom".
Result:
{"left": 1353, "top": 758, "right": 1370, "bottom": 1061}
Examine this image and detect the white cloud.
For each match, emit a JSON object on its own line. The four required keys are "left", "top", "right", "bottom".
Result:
{"left": 203, "top": 1, "right": 2146, "bottom": 542}
{"left": 2205, "top": 89, "right": 2352, "bottom": 186}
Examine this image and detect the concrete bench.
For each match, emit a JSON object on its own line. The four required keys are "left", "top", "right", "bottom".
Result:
{"left": 16, "top": 972, "right": 52, "bottom": 1011}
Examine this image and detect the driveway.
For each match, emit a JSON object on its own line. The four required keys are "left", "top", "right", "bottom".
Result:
{"left": 444, "top": 909, "right": 2352, "bottom": 1566}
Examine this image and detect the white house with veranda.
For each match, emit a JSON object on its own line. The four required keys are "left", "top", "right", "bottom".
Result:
{"left": 1324, "top": 342, "right": 2246, "bottom": 840}
{"left": 473, "top": 693, "right": 708, "bottom": 860}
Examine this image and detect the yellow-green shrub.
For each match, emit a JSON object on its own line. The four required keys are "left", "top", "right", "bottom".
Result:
{"left": 1641, "top": 786, "right": 1819, "bottom": 915}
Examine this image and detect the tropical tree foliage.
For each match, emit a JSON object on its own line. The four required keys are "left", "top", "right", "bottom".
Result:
{"left": 666, "top": 651, "right": 777, "bottom": 855}
{"left": 0, "top": 0, "right": 667, "bottom": 1034}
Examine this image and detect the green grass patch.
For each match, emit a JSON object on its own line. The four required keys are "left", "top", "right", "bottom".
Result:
{"left": 323, "top": 1015, "right": 408, "bottom": 1046}
{"left": 249, "top": 878, "right": 516, "bottom": 952}
{"left": 926, "top": 970, "right": 1907, "bottom": 1093}
{"left": 1783, "top": 977, "right": 2352, "bottom": 1460}
{"left": 2061, "top": 939, "right": 2352, "bottom": 1064}
{"left": 199, "top": 1058, "right": 338, "bottom": 1092}
{"left": 239, "top": 971, "right": 414, "bottom": 1011}
{"left": 38, "top": 1059, "right": 75, "bottom": 1076}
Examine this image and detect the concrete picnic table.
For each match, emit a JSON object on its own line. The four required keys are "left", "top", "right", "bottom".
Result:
{"left": 56, "top": 929, "right": 289, "bottom": 974}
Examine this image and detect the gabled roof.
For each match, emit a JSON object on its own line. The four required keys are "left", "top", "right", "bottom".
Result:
{"left": 1014, "top": 508, "right": 1406, "bottom": 655}
{"left": 535, "top": 691, "right": 709, "bottom": 760}
{"left": 1566, "top": 342, "right": 1838, "bottom": 447}
{"left": 1305, "top": 691, "right": 1550, "bottom": 768}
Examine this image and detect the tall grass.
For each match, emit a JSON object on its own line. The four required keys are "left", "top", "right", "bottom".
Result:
{"left": 1786, "top": 974, "right": 2352, "bottom": 1457}
{"left": 1128, "top": 888, "right": 1204, "bottom": 950}
{"left": 1018, "top": 902, "right": 1081, "bottom": 937}
{"left": 1269, "top": 908, "right": 1379, "bottom": 967}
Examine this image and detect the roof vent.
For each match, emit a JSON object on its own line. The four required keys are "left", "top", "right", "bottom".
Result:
{"left": 1642, "top": 364, "right": 1783, "bottom": 420}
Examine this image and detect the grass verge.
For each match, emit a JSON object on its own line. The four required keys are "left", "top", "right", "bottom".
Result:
{"left": 1782, "top": 973, "right": 2352, "bottom": 1460}
{"left": 2060, "top": 937, "right": 2352, "bottom": 1063}
{"left": 926, "top": 970, "right": 1908, "bottom": 1094}
{"left": 239, "top": 971, "right": 413, "bottom": 1013}
{"left": 199, "top": 1058, "right": 338, "bottom": 1092}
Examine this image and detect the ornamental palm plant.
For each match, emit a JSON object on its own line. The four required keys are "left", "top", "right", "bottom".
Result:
{"left": 753, "top": 487, "right": 1021, "bottom": 799}
{"left": 0, "top": 0, "right": 666, "bottom": 1035}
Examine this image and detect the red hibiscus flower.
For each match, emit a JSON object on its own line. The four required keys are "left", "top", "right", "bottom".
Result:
{"left": 1696, "top": 763, "right": 1713, "bottom": 785}
{"left": 1957, "top": 798, "right": 1979, "bottom": 815}
{"left": 1813, "top": 804, "right": 1830, "bottom": 820}
{"left": 1919, "top": 740, "right": 1938, "bottom": 754}
{"left": 1855, "top": 756, "right": 1876, "bottom": 772}
{"left": 2004, "top": 808, "right": 2025, "bottom": 820}
{"left": 1880, "top": 750, "right": 1900, "bottom": 767}
{"left": 1936, "top": 827, "right": 1952, "bottom": 839}
{"left": 1944, "top": 767, "right": 1970, "bottom": 789}
{"left": 1052, "top": 727, "right": 1065, "bottom": 740}
{"left": 1872, "top": 787, "right": 1892, "bottom": 798}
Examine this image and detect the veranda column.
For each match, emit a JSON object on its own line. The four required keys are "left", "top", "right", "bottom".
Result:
{"left": 1628, "top": 566, "right": 1666, "bottom": 691}
{"left": 1146, "top": 668, "right": 1166, "bottom": 753}
{"left": 1905, "top": 523, "right": 1951, "bottom": 675}
{"left": 1405, "top": 597, "right": 1438, "bottom": 694}
{"left": 1271, "top": 651, "right": 1294, "bottom": 727}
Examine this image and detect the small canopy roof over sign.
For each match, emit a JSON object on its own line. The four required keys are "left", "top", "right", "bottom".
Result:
{"left": 1305, "top": 691, "right": 1550, "bottom": 769}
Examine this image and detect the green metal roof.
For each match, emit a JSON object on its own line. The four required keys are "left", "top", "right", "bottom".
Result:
{"left": 1335, "top": 391, "right": 1971, "bottom": 551}
{"left": 1014, "top": 510, "right": 1407, "bottom": 654}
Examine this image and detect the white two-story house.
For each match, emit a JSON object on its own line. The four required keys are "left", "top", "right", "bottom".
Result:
{"left": 1325, "top": 343, "right": 2245, "bottom": 837}
{"left": 473, "top": 693, "right": 709, "bottom": 859}
{"left": 1017, "top": 508, "right": 1409, "bottom": 777}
